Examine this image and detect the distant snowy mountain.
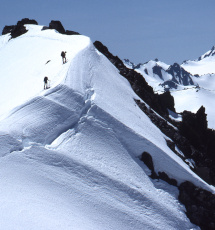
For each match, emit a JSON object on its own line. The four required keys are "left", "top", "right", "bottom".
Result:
{"left": 124, "top": 45, "right": 215, "bottom": 130}
{"left": 123, "top": 59, "right": 196, "bottom": 92}
{"left": 1, "top": 18, "right": 215, "bottom": 230}
{"left": 182, "top": 46, "right": 215, "bottom": 75}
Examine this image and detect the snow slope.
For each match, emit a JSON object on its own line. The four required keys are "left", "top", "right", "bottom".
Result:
{"left": 0, "top": 24, "right": 212, "bottom": 229}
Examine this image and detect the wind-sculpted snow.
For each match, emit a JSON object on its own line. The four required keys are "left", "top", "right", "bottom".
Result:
{"left": 0, "top": 85, "right": 86, "bottom": 145}
{"left": 0, "top": 24, "right": 212, "bottom": 229}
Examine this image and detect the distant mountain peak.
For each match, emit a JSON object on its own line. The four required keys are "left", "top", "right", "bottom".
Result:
{"left": 198, "top": 45, "right": 215, "bottom": 61}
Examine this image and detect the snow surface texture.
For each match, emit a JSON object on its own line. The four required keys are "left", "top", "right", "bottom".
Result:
{"left": 0, "top": 24, "right": 211, "bottom": 229}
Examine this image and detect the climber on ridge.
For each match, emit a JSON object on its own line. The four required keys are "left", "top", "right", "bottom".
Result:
{"left": 44, "top": 76, "right": 49, "bottom": 89}
{"left": 61, "top": 51, "right": 67, "bottom": 64}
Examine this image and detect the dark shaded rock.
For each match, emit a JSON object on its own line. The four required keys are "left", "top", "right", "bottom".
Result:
{"left": 160, "top": 80, "right": 178, "bottom": 90}
{"left": 11, "top": 24, "right": 27, "bottom": 39}
{"left": 49, "top": 20, "right": 65, "bottom": 34}
{"left": 167, "top": 63, "right": 194, "bottom": 86}
{"left": 158, "top": 91, "right": 175, "bottom": 113}
{"left": 2, "top": 25, "right": 15, "bottom": 35}
{"left": 158, "top": 172, "right": 177, "bottom": 186}
{"left": 140, "top": 152, "right": 157, "bottom": 178}
{"left": 2, "top": 18, "right": 38, "bottom": 37}
{"left": 180, "top": 106, "right": 208, "bottom": 150}
{"left": 65, "top": 30, "right": 80, "bottom": 35}
{"left": 195, "top": 167, "right": 212, "bottom": 184}
{"left": 41, "top": 26, "right": 49, "bottom": 31}
{"left": 179, "top": 181, "right": 215, "bottom": 230}
{"left": 17, "top": 18, "right": 38, "bottom": 26}
{"left": 144, "top": 68, "right": 148, "bottom": 75}
{"left": 152, "top": 65, "right": 164, "bottom": 80}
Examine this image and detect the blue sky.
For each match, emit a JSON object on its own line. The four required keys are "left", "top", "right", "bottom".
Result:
{"left": 1, "top": 0, "right": 215, "bottom": 64}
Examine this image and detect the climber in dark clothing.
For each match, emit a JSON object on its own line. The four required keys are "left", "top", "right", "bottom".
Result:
{"left": 61, "top": 51, "right": 67, "bottom": 64}
{"left": 44, "top": 76, "right": 49, "bottom": 89}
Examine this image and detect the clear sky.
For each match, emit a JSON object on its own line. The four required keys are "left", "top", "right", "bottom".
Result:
{"left": 1, "top": 0, "right": 215, "bottom": 64}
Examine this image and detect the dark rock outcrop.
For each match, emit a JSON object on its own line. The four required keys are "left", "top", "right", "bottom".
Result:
{"left": 2, "top": 25, "right": 15, "bottom": 35}
{"left": 65, "top": 30, "right": 80, "bottom": 35}
{"left": 179, "top": 106, "right": 215, "bottom": 185}
{"left": 141, "top": 151, "right": 215, "bottom": 230}
{"left": 157, "top": 91, "right": 175, "bottom": 113}
{"left": 152, "top": 65, "right": 164, "bottom": 80}
{"left": 180, "top": 106, "right": 208, "bottom": 150}
{"left": 140, "top": 152, "right": 157, "bottom": 178}
{"left": 2, "top": 18, "right": 38, "bottom": 38}
{"left": 166, "top": 63, "right": 194, "bottom": 86}
{"left": 49, "top": 20, "right": 66, "bottom": 34}
{"left": 140, "top": 152, "right": 177, "bottom": 185}
{"left": 45, "top": 21, "right": 80, "bottom": 35}
{"left": 17, "top": 18, "right": 38, "bottom": 26}
{"left": 179, "top": 181, "right": 215, "bottom": 230}
{"left": 10, "top": 24, "right": 27, "bottom": 39}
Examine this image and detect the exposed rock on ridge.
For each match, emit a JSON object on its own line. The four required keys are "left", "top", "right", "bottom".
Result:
{"left": 2, "top": 19, "right": 80, "bottom": 38}
{"left": 93, "top": 40, "right": 175, "bottom": 117}
{"left": 2, "top": 18, "right": 38, "bottom": 38}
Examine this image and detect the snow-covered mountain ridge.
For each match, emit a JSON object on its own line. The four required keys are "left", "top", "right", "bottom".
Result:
{"left": 1, "top": 18, "right": 215, "bottom": 230}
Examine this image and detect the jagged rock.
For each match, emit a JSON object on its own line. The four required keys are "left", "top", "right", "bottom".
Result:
{"left": 158, "top": 172, "right": 177, "bottom": 186}
{"left": 49, "top": 20, "right": 65, "bottom": 34}
{"left": 152, "top": 65, "right": 164, "bottom": 80}
{"left": 180, "top": 106, "right": 208, "bottom": 149}
{"left": 140, "top": 152, "right": 156, "bottom": 178}
{"left": 17, "top": 18, "right": 38, "bottom": 26}
{"left": 41, "top": 26, "right": 49, "bottom": 31}
{"left": 167, "top": 63, "right": 194, "bottom": 86}
{"left": 2, "top": 18, "right": 38, "bottom": 37}
{"left": 179, "top": 181, "right": 215, "bottom": 230}
{"left": 65, "top": 30, "right": 80, "bottom": 35}
{"left": 160, "top": 80, "right": 178, "bottom": 90}
{"left": 158, "top": 91, "right": 175, "bottom": 113}
{"left": 2, "top": 25, "right": 15, "bottom": 35}
{"left": 11, "top": 24, "right": 27, "bottom": 39}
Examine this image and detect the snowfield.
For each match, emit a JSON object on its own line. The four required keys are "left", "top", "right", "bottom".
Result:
{"left": 0, "top": 24, "right": 212, "bottom": 229}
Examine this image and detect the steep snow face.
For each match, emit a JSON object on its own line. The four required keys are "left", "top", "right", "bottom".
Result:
{"left": 0, "top": 24, "right": 212, "bottom": 229}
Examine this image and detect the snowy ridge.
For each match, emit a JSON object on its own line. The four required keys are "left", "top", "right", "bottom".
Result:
{"left": 0, "top": 24, "right": 213, "bottom": 229}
